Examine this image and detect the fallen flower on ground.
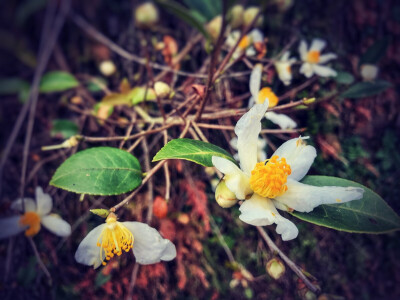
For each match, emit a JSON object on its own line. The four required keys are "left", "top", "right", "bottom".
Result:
{"left": 0, "top": 187, "right": 71, "bottom": 239}
{"left": 299, "top": 38, "right": 337, "bottom": 78}
{"left": 75, "top": 212, "right": 176, "bottom": 268}
{"left": 212, "top": 101, "right": 364, "bottom": 240}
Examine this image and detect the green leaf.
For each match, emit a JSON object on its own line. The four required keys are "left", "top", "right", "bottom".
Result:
{"left": 0, "top": 77, "right": 30, "bottom": 102}
{"left": 156, "top": 0, "right": 210, "bottom": 39}
{"left": 50, "top": 147, "right": 142, "bottom": 195}
{"left": 51, "top": 119, "right": 79, "bottom": 139}
{"left": 95, "top": 272, "right": 111, "bottom": 288}
{"left": 152, "top": 138, "right": 237, "bottom": 167}
{"left": 334, "top": 71, "right": 355, "bottom": 85}
{"left": 360, "top": 38, "right": 389, "bottom": 65}
{"left": 340, "top": 80, "right": 392, "bottom": 99}
{"left": 183, "top": 0, "right": 221, "bottom": 21}
{"left": 39, "top": 71, "right": 79, "bottom": 93}
{"left": 292, "top": 176, "right": 400, "bottom": 233}
{"left": 86, "top": 77, "right": 108, "bottom": 92}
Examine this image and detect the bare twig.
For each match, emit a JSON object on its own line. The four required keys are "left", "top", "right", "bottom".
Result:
{"left": 28, "top": 237, "right": 52, "bottom": 285}
{"left": 126, "top": 263, "right": 140, "bottom": 300}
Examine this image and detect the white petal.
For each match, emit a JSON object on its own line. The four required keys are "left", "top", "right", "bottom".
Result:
{"left": 235, "top": 101, "right": 269, "bottom": 175}
{"left": 229, "top": 137, "right": 238, "bottom": 150}
{"left": 265, "top": 111, "right": 297, "bottom": 129}
{"left": 35, "top": 187, "right": 53, "bottom": 216}
{"left": 212, "top": 156, "right": 251, "bottom": 199}
{"left": 275, "top": 179, "right": 364, "bottom": 213}
{"left": 256, "top": 138, "right": 267, "bottom": 162}
{"left": 75, "top": 224, "right": 106, "bottom": 269}
{"left": 123, "top": 222, "right": 176, "bottom": 265}
{"left": 249, "top": 29, "right": 263, "bottom": 43}
{"left": 245, "top": 46, "right": 256, "bottom": 57}
{"left": 11, "top": 198, "right": 36, "bottom": 212}
{"left": 299, "top": 62, "right": 314, "bottom": 78}
{"left": 280, "top": 51, "right": 290, "bottom": 61}
{"left": 298, "top": 40, "right": 308, "bottom": 61}
{"left": 249, "top": 64, "right": 262, "bottom": 100}
{"left": 239, "top": 194, "right": 299, "bottom": 241}
{"left": 0, "top": 216, "right": 25, "bottom": 239}
{"left": 319, "top": 53, "right": 337, "bottom": 63}
{"left": 41, "top": 214, "right": 71, "bottom": 237}
{"left": 310, "top": 38, "right": 326, "bottom": 52}
{"left": 271, "top": 137, "right": 317, "bottom": 181}
{"left": 312, "top": 64, "right": 337, "bottom": 77}
{"left": 275, "top": 61, "right": 293, "bottom": 86}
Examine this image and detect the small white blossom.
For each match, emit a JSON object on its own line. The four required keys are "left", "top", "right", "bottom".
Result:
{"left": 275, "top": 51, "right": 296, "bottom": 86}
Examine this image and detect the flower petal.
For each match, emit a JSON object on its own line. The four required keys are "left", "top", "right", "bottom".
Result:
{"left": 274, "top": 179, "right": 364, "bottom": 213}
{"left": 312, "top": 64, "right": 337, "bottom": 77}
{"left": 11, "top": 198, "right": 36, "bottom": 212}
{"left": 249, "top": 29, "right": 263, "bottom": 43}
{"left": 265, "top": 111, "right": 297, "bottom": 129}
{"left": 299, "top": 62, "right": 314, "bottom": 78}
{"left": 41, "top": 214, "right": 71, "bottom": 237}
{"left": 310, "top": 38, "right": 326, "bottom": 52}
{"left": 249, "top": 64, "right": 262, "bottom": 100}
{"left": 280, "top": 51, "right": 290, "bottom": 61}
{"left": 0, "top": 216, "right": 25, "bottom": 239}
{"left": 123, "top": 222, "right": 176, "bottom": 265}
{"left": 298, "top": 40, "right": 308, "bottom": 60}
{"left": 75, "top": 224, "right": 107, "bottom": 269}
{"left": 35, "top": 187, "right": 53, "bottom": 216}
{"left": 239, "top": 194, "right": 298, "bottom": 241}
{"left": 271, "top": 137, "right": 316, "bottom": 181}
{"left": 212, "top": 156, "right": 251, "bottom": 199}
{"left": 319, "top": 53, "right": 337, "bottom": 63}
{"left": 235, "top": 101, "right": 269, "bottom": 175}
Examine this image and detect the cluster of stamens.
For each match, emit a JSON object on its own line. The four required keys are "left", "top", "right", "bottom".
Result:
{"left": 249, "top": 155, "right": 291, "bottom": 198}
{"left": 97, "top": 213, "right": 134, "bottom": 265}
{"left": 306, "top": 50, "right": 320, "bottom": 64}
{"left": 19, "top": 211, "right": 41, "bottom": 237}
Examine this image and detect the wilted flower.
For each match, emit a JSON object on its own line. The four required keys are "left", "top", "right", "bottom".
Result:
{"left": 275, "top": 51, "right": 296, "bottom": 86}
{"left": 299, "top": 39, "right": 337, "bottom": 78}
{"left": 212, "top": 101, "right": 364, "bottom": 240}
{"left": 75, "top": 212, "right": 176, "bottom": 268}
{"left": 0, "top": 187, "right": 71, "bottom": 239}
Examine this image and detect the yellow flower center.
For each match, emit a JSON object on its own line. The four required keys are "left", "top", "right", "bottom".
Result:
{"left": 250, "top": 155, "right": 291, "bottom": 198}
{"left": 306, "top": 50, "right": 320, "bottom": 64}
{"left": 19, "top": 211, "right": 41, "bottom": 237}
{"left": 238, "top": 35, "right": 251, "bottom": 50}
{"left": 257, "top": 87, "right": 279, "bottom": 107}
{"left": 97, "top": 213, "right": 134, "bottom": 265}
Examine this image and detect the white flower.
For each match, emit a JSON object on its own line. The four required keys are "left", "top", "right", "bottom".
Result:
{"left": 0, "top": 187, "right": 71, "bottom": 239}
{"left": 230, "top": 137, "right": 267, "bottom": 162}
{"left": 265, "top": 111, "right": 297, "bottom": 129}
{"left": 226, "top": 29, "right": 264, "bottom": 59}
{"left": 274, "top": 51, "right": 296, "bottom": 86}
{"left": 360, "top": 64, "right": 379, "bottom": 81}
{"left": 75, "top": 212, "right": 176, "bottom": 268}
{"left": 299, "top": 38, "right": 337, "bottom": 78}
{"left": 211, "top": 102, "right": 364, "bottom": 241}
{"left": 249, "top": 64, "right": 279, "bottom": 108}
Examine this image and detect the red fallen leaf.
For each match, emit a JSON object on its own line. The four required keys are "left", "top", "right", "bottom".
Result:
{"left": 159, "top": 218, "right": 176, "bottom": 240}
{"left": 191, "top": 84, "right": 206, "bottom": 99}
{"left": 162, "top": 35, "right": 179, "bottom": 67}
{"left": 316, "top": 134, "right": 348, "bottom": 164}
{"left": 153, "top": 196, "right": 168, "bottom": 219}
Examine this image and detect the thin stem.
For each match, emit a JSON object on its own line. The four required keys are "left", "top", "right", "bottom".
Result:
{"left": 28, "top": 237, "right": 52, "bottom": 285}
{"left": 126, "top": 263, "right": 140, "bottom": 300}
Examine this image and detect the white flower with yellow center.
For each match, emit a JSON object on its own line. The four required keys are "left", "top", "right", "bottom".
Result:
{"left": 299, "top": 38, "right": 337, "bottom": 78}
{"left": 211, "top": 102, "right": 364, "bottom": 240}
{"left": 226, "top": 29, "right": 264, "bottom": 59}
{"left": 0, "top": 187, "right": 71, "bottom": 239}
{"left": 274, "top": 51, "right": 296, "bottom": 86}
{"left": 75, "top": 212, "right": 176, "bottom": 268}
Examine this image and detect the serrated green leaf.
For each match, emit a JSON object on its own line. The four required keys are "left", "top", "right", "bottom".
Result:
{"left": 39, "top": 71, "right": 79, "bottom": 93}
{"left": 50, "top": 147, "right": 142, "bottom": 195}
{"left": 51, "top": 119, "right": 79, "bottom": 139}
{"left": 152, "top": 138, "right": 237, "bottom": 167}
{"left": 292, "top": 176, "right": 400, "bottom": 233}
{"left": 156, "top": 0, "right": 210, "bottom": 39}
{"left": 340, "top": 80, "right": 392, "bottom": 99}
{"left": 360, "top": 38, "right": 389, "bottom": 65}
{"left": 334, "top": 71, "right": 355, "bottom": 85}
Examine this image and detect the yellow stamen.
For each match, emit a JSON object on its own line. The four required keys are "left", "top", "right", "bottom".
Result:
{"left": 257, "top": 87, "right": 279, "bottom": 107}
{"left": 19, "top": 211, "right": 41, "bottom": 237}
{"left": 238, "top": 35, "right": 251, "bottom": 50}
{"left": 286, "top": 65, "right": 291, "bottom": 74}
{"left": 97, "top": 213, "right": 134, "bottom": 266}
{"left": 306, "top": 50, "right": 320, "bottom": 64}
{"left": 250, "top": 155, "right": 291, "bottom": 198}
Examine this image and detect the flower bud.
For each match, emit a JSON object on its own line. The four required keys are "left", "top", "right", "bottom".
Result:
{"left": 228, "top": 5, "right": 244, "bottom": 29}
{"left": 360, "top": 64, "right": 379, "bottom": 81}
{"left": 215, "top": 180, "right": 238, "bottom": 208}
{"left": 41, "top": 136, "right": 80, "bottom": 151}
{"left": 243, "top": 7, "right": 263, "bottom": 27}
{"left": 154, "top": 81, "right": 171, "bottom": 98}
{"left": 99, "top": 60, "right": 116, "bottom": 77}
{"left": 206, "top": 15, "right": 223, "bottom": 42}
{"left": 135, "top": 2, "right": 159, "bottom": 29}
{"left": 153, "top": 196, "right": 168, "bottom": 219}
{"left": 266, "top": 258, "right": 285, "bottom": 280}
{"left": 90, "top": 208, "right": 110, "bottom": 218}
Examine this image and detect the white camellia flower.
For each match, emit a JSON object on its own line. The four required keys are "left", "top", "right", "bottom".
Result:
{"left": 226, "top": 29, "right": 264, "bottom": 59}
{"left": 212, "top": 101, "right": 364, "bottom": 241}
{"left": 0, "top": 187, "right": 71, "bottom": 239}
{"left": 75, "top": 212, "right": 176, "bottom": 268}
{"left": 299, "top": 38, "right": 337, "bottom": 78}
{"left": 230, "top": 137, "right": 267, "bottom": 162}
{"left": 274, "top": 51, "right": 296, "bottom": 86}
{"left": 265, "top": 111, "right": 297, "bottom": 130}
